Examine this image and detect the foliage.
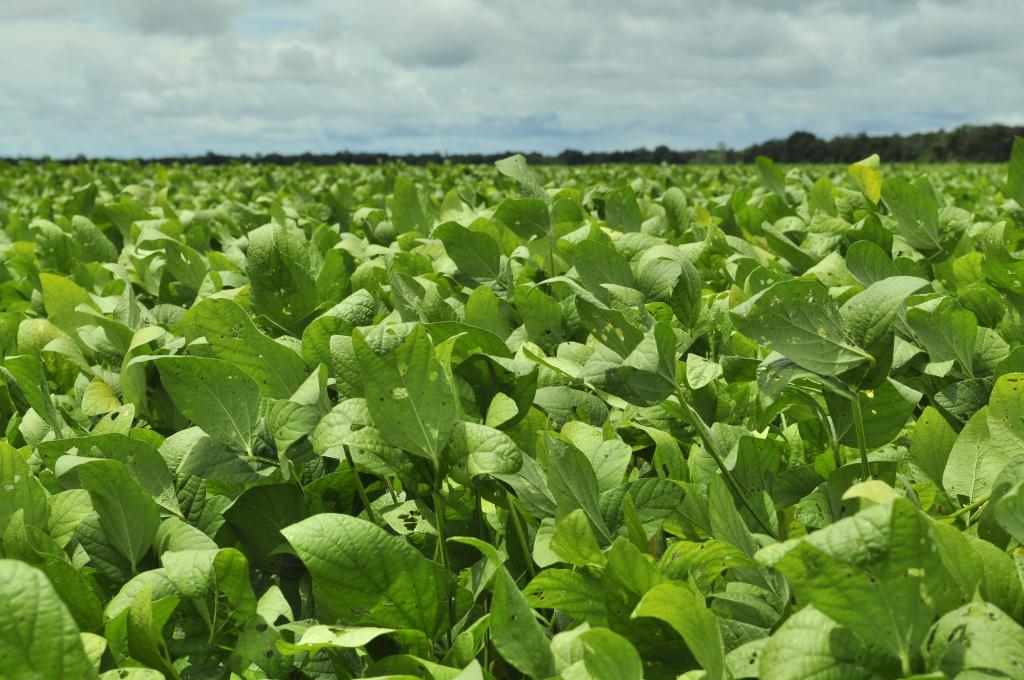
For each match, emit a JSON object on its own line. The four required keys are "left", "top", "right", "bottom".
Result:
{"left": 0, "top": 147, "right": 1023, "bottom": 678}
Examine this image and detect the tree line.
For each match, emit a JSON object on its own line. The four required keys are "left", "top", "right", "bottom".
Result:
{"left": 7, "top": 123, "right": 1022, "bottom": 166}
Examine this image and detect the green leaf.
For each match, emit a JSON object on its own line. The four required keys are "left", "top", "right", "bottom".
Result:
{"left": 3, "top": 354, "right": 65, "bottom": 436}
{"left": 910, "top": 406, "right": 957, "bottom": 488}
{"left": 943, "top": 407, "right": 1023, "bottom": 504}
{"left": 686, "top": 353, "right": 723, "bottom": 390}
{"left": 514, "top": 285, "right": 562, "bottom": 351}
{"left": 456, "top": 536, "right": 555, "bottom": 679}
{"left": 995, "top": 480, "right": 1024, "bottom": 544}
{"left": 632, "top": 581, "right": 726, "bottom": 680}
{"left": 848, "top": 154, "right": 882, "bottom": 204}
{"left": 881, "top": 177, "right": 942, "bottom": 251}
{"left": 447, "top": 421, "right": 523, "bottom": 477}
{"left": 224, "top": 483, "right": 309, "bottom": 562}
{"left": 391, "top": 176, "right": 433, "bottom": 233}
{"left": 759, "top": 605, "right": 899, "bottom": 679}
{"left": 495, "top": 154, "right": 547, "bottom": 202}
{"left": 182, "top": 297, "right": 306, "bottom": 399}
{"left": 574, "top": 239, "right": 634, "bottom": 291}
{"left": 547, "top": 445, "right": 613, "bottom": 544}
{"left": 435, "top": 221, "right": 502, "bottom": 280}
{"left": 1006, "top": 136, "right": 1024, "bottom": 207}
{"left": 282, "top": 513, "right": 451, "bottom": 636}
{"left": 823, "top": 379, "right": 921, "bottom": 449}
{"left": 550, "top": 626, "right": 643, "bottom": 680}
{"left": 78, "top": 459, "right": 160, "bottom": 571}
{"left": 246, "top": 221, "right": 320, "bottom": 334}
{"left": 923, "top": 601, "right": 1024, "bottom": 678}
{"left": 605, "top": 185, "right": 642, "bottom": 232}
{"left": 731, "top": 279, "right": 872, "bottom": 376}
{"left": 153, "top": 356, "right": 261, "bottom": 453}
{"left": 845, "top": 239, "right": 897, "bottom": 286}
{"left": 524, "top": 568, "right": 607, "bottom": 625}
{"left": 493, "top": 198, "right": 550, "bottom": 240}
{"left": 0, "top": 559, "right": 97, "bottom": 679}
{"left": 0, "top": 442, "right": 49, "bottom": 537}
{"left": 550, "top": 509, "right": 606, "bottom": 567}
{"left": 906, "top": 297, "right": 978, "bottom": 377}
{"left": 839, "top": 275, "right": 928, "bottom": 364}
{"left": 353, "top": 324, "right": 457, "bottom": 469}
{"left": 756, "top": 498, "right": 958, "bottom": 666}
{"left": 756, "top": 156, "right": 787, "bottom": 200}
{"left": 276, "top": 625, "right": 396, "bottom": 655}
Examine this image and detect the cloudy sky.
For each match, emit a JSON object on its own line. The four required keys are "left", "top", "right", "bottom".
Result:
{"left": 1, "top": 0, "right": 1022, "bottom": 157}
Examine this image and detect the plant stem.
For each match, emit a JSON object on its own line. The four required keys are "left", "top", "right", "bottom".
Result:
{"left": 674, "top": 385, "right": 778, "bottom": 539}
{"left": 505, "top": 490, "right": 536, "bottom": 579}
{"left": 946, "top": 492, "right": 991, "bottom": 520}
{"left": 384, "top": 477, "right": 399, "bottom": 504}
{"left": 850, "top": 394, "right": 871, "bottom": 480}
{"left": 343, "top": 445, "right": 378, "bottom": 525}
{"left": 547, "top": 233, "right": 556, "bottom": 277}
{"left": 432, "top": 490, "right": 457, "bottom": 647}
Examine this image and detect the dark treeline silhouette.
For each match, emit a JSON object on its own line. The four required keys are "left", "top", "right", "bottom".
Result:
{"left": 5, "top": 124, "right": 1022, "bottom": 166}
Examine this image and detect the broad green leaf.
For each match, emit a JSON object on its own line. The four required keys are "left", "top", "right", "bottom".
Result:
{"left": 276, "top": 625, "right": 396, "bottom": 655}
{"left": 910, "top": 406, "right": 957, "bottom": 488}
{"left": 923, "top": 601, "right": 1024, "bottom": 678}
{"left": 0, "top": 442, "right": 49, "bottom": 536}
{"left": 906, "top": 297, "right": 978, "bottom": 377}
{"left": 574, "top": 239, "right": 634, "bottom": 291}
{"left": 0, "top": 559, "right": 97, "bottom": 679}
{"left": 282, "top": 513, "right": 451, "bottom": 636}
{"left": 524, "top": 568, "right": 607, "bottom": 625}
{"left": 848, "top": 154, "right": 882, "bottom": 204}
{"left": 1006, "top": 136, "right": 1024, "bottom": 206}
{"left": 605, "top": 185, "right": 642, "bottom": 232}
{"left": 550, "top": 509, "right": 606, "bottom": 567}
{"left": 493, "top": 198, "right": 549, "bottom": 240}
{"left": 731, "top": 279, "right": 872, "bottom": 376}
{"left": 759, "top": 605, "right": 899, "bottom": 679}
{"left": 633, "top": 581, "right": 726, "bottom": 680}
{"left": 457, "top": 536, "right": 555, "bottom": 679}
{"left": 435, "top": 221, "right": 502, "bottom": 280}
{"left": 881, "top": 177, "right": 942, "bottom": 251}
{"left": 756, "top": 156, "right": 787, "bottom": 200}
{"left": 353, "top": 324, "right": 457, "bottom": 469}
{"left": 514, "top": 285, "right": 562, "bottom": 351}
{"left": 944, "top": 406, "right": 1023, "bottom": 503}
{"left": 845, "top": 239, "right": 897, "bottom": 286}
{"left": 3, "top": 354, "right": 65, "bottom": 435}
{"left": 756, "top": 498, "right": 958, "bottom": 665}
{"left": 182, "top": 297, "right": 306, "bottom": 398}
{"left": 391, "top": 176, "right": 433, "bottom": 233}
{"left": 495, "top": 154, "right": 547, "bottom": 201}
{"left": 246, "top": 221, "right": 320, "bottom": 334}
{"left": 78, "top": 459, "right": 160, "bottom": 570}
{"left": 995, "top": 480, "right": 1024, "bottom": 544}
{"left": 547, "top": 444, "right": 613, "bottom": 544}
{"left": 447, "top": 421, "right": 523, "bottom": 477}
{"left": 152, "top": 355, "right": 261, "bottom": 453}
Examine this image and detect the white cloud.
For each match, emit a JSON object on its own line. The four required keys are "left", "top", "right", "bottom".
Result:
{"left": 98, "top": 0, "right": 245, "bottom": 36}
{"left": 0, "top": 0, "right": 1021, "bottom": 156}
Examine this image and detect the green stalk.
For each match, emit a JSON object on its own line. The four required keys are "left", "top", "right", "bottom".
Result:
{"left": 674, "top": 386, "right": 778, "bottom": 539}
{"left": 946, "top": 492, "right": 991, "bottom": 521}
{"left": 547, "top": 232, "right": 556, "bottom": 277}
{"left": 343, "top": 445, "right": 379, "bottom": 525}
{"left": 505, "top": 490, "right": 536, "bottom": 579}
{"left": 432, "top": 490, "right": 457, "bottom": 647}
{"left": 850, "top": 394, "right": 871, "bottom": 481}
